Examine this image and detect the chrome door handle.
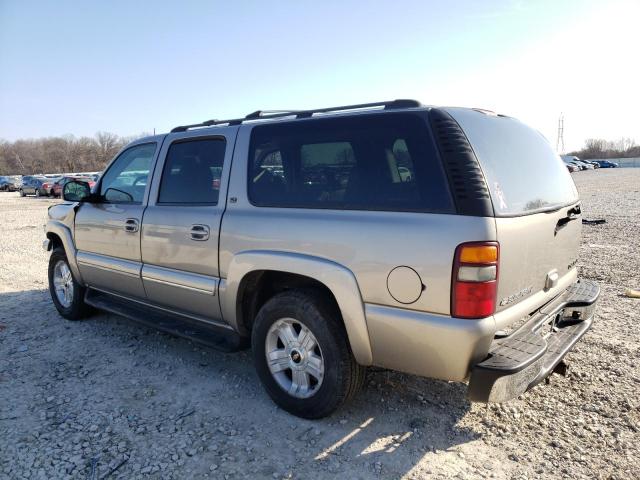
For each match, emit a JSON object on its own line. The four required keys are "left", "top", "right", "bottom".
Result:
{"left": 124, "top": 218, "right": 139, "bottom": 233}
{"left": 190, "top": 224, "right": 210, "bottom": 241}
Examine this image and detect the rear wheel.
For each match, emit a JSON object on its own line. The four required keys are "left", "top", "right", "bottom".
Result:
{"left": 48, "top": 248, "right": 92, "bottom": 320}
{"left": 251, "top": 290, "right": 366, "bottom": 419}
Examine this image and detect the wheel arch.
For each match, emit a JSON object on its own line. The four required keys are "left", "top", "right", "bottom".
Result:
{"left": 45, "top": 221, "right": 83, "bottom": 283}
{"left": 221, "top": 251, "right": 373, "bottom": 365}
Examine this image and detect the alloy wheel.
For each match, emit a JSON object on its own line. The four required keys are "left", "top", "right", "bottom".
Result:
{"left": 265, "top": 318, "right": 325, "bottom": 399}
{"left": 53, "top": 260, "right": 74, "bottom": 308}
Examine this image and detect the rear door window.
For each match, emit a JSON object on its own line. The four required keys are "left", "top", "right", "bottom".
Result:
{"left": 158, "top": 138, "right": 226, "bottom": 205}
{"left": 248, "top": 113, "right": 454, "bottom": 213}
{"left": 446, "top": 108, "right": 579, "bottom": 216}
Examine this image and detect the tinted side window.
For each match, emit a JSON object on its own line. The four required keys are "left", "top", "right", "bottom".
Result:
{"left": 158, "top": 138, "right": 226, "bottom": 205}
{"left": 248, "top": 113, "right": 453, "bottom": 213}
{"left": 100, "top": 143, "right": 156, "bottom": 204}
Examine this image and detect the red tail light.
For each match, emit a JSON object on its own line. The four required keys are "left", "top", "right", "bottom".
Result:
{"left": 451, "top": 242, "right": 499, "bottom": 319}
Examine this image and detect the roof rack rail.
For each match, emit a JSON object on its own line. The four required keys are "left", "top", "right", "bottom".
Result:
{"left": 244, "top": 109, "right": 301, "bottom": 120}
{"left": 170, "top": 99, "right": 421, "bottom": 133}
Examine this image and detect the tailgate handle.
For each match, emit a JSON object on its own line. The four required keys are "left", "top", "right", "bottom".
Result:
{"left": 555, "top": 207, "right": 581, "bottom": 236}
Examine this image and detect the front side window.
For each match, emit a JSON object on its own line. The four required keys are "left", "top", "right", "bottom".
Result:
{"left": 100, "top": 143, "right": 156, "bottom": 203}
{"left": 157, "top": 138, "right": 226, "bottom": 205}
{"left": 248, "top": 113, "right": 454, "bottom": 213}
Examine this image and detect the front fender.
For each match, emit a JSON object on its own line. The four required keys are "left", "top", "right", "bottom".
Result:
{"left": 220, "top": 250, "right": 373, "bottom": 365}
{"left": 45, "top": 219, "right": 83, "bottom": 284}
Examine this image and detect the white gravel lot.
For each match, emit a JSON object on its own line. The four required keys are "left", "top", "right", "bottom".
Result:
{"left": 0, "top": 169, "right": 638, "bottom": 479}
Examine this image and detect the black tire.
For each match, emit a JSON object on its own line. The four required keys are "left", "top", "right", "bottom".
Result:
{"left": 251, "top": 289, "right": 366, "bottom": 419}
{"left": 48, "top": 247, "right": 93, "bottom": 320}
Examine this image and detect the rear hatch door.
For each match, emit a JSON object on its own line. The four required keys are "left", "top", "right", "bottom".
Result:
{"left": 446, "top": 108, "right": 581, "bottom": 323}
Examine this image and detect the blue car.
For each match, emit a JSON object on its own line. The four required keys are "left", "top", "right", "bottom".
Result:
{"left": 595, "top": 160, "right": 618, "bottom": 168}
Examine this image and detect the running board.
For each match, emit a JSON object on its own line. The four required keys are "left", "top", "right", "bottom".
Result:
{"left": 84, "top": 289, "right": 247, "bottom": 352}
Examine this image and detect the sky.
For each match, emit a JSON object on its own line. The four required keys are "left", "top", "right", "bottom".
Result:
{"left": 1, "top": 0, "right": 638, "bottom": 152}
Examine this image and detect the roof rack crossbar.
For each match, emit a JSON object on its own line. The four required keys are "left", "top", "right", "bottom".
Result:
{"left": 170, "top": 99, "right": 421, "bottom": 133}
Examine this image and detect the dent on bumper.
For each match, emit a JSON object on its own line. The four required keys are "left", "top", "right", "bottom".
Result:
{"left": 365, "top": 304, "right": 496, "bottom": 382}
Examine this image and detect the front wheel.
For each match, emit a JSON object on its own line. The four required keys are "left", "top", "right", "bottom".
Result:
{"left": 251, "top": 290, "right": 366, "bottom": 419}
{"left": 48, "top": 248, "right": 93, "bottom": 320}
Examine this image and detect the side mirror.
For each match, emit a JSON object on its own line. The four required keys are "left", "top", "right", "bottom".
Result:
{"left": 63, "top": 180, "right": 92, "bottom": 202}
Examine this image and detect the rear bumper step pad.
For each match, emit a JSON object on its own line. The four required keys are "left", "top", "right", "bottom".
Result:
{"left": 468, "top": 279, "right": 600, "bottom": 403}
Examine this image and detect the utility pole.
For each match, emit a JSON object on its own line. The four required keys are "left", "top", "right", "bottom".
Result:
{"left": 556, "top": 113, "right": 565, "bottom": 154}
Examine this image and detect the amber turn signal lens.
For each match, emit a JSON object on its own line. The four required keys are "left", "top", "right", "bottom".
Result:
{"left": 459, "top": 245, "right": 498, "bottom": 264}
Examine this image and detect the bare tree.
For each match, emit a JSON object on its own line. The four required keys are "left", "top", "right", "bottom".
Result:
{"left": 570, "top": 137, "right": 639, "bottom": 160}
{"left": 0, "top": 132, "right": 140, "bottom": 175}
{"left": 95, "top": 131, "right": 122, "bottom": 165}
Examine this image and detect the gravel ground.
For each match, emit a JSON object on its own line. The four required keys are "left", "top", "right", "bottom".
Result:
{"left": 0, "top": 169, "right": 638, "bottom": 479}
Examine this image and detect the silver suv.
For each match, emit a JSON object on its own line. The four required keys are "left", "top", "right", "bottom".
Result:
{"left": 44, "top": 100, "right": 599, "bottom": 418}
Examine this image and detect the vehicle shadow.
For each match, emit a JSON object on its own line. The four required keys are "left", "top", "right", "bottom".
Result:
{"left": 1, "top": 288, "right": 481, "bottom": 479}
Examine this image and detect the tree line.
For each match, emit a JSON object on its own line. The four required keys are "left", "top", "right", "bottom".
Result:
{"left": 0, "top": 132, "right": 147, "bottom": 176}
{"left": 568, "top": 137, "right": 640, "bottom": 160}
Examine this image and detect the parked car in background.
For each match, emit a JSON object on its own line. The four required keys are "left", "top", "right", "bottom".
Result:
{"left": 0, "top": 176, "right": 20, "bottom": 191}
{"left": 567, "top": 160, "right": 594, "bottom": 170}
{"left": 595, "top": 160, "right": 619, "bottom": 168}
{"left": 561, "top": 156, "right": 583, "bottom": 170}
{"left": 586, "top": 161, "right": 600, "bottom": 169}
{"left": 565, "top": 163, "right": 580, "bottom": 173}
{"left": 561, "top": 155, "right": 595, "bottom": 171}
{"left": 42, "top": 177, "right": 62, "bottom": 196}
{"left": 19, "top": 176, "right": 48, "bottom": 197}
{"left": 564, "top": 161, "right": 585, "bottom": 171}
{"left": 52, "top": 176, "right": 96, "bottom": 197}
{"left": 575, "top": 160, "right": 595, "bottom": 170}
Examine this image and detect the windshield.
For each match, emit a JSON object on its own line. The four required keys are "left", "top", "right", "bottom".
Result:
{"left": 446, "top": 108, "right": 579, "bottom": 216}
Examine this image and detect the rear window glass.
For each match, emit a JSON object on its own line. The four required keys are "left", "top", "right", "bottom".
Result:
{"left": 248, "top": 113, "right": 454, "bottom": 213}
{"left": 447, "top": 109, "right": 579, "bottom": 216}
